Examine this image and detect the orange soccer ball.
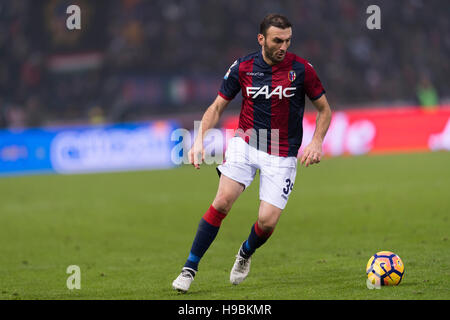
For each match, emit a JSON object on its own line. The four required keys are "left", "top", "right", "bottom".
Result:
{"left": 366, "top": 251, "right": 405, "bottom": 286}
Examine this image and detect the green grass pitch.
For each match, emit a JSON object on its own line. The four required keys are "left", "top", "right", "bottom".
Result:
{"left": 0, "top": 152, "right": 449, "bottom": 300}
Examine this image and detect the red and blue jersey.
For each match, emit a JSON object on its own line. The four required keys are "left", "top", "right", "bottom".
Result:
{"left": 218, "top": 51, "right": 325, "bottom": 157}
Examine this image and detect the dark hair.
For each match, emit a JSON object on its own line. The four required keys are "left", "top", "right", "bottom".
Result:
{"left": 259, "top": 14, "right": 292, "bottom": 36}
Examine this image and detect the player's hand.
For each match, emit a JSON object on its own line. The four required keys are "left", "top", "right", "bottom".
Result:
{"left": 188, "top": 142, "right": 204, "bottom": 169}
{"left": 300, "top": 140, "right": 323, "bottom": 167}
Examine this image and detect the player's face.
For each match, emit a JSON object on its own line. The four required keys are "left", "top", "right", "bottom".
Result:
{"left": 259, "top": 26, "right": 292, "bottom": 65}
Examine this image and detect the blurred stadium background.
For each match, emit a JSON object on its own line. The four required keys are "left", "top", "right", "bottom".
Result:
{"left": 0, "top": 0, "right": 449, "bottom": 300}
{"left": 0, "top": 0, "right": 449, "bottom": 175}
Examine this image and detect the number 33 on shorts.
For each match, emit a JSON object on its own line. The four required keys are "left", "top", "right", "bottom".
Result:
{"left": 282, "top": 178, "right": 294, "bottom": 196}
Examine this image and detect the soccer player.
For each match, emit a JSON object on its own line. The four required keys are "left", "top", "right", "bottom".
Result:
{"left": 172, "top": 14, "right": 332, "bottom": 292}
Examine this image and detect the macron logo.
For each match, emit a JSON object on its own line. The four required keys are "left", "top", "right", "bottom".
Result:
{"left": 246, "top": 85, "right": 296, "bottom": 99}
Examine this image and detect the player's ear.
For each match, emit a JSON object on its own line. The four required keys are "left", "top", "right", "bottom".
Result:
{"left": 257, "top": 33, "right": 265, "bottom": 46}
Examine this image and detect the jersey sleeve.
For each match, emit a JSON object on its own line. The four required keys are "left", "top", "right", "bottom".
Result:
{"left": 218, "top": 59, "right": 240, "bottom": 101}
{"left": 304, "top": 61, "right": 325, "bottom": 101}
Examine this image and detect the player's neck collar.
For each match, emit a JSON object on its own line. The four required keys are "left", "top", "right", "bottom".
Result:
{"left": 259, "top": 50, "right": 285, "bottom": 68}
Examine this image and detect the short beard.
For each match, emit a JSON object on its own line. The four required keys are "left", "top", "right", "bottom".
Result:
{"left": 263, "top": 42, "right": 284, "bottom": 65}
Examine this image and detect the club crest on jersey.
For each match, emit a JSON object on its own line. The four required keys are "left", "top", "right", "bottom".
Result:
{"left": 288, "top": 70, "right": 296, "bottom": 82}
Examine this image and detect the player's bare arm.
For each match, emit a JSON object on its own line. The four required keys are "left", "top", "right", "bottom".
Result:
{"left": 300, "top": 94, "right": 332, "bottom": 167}
{"left": 189, "top": 95, "right": 230, "bottom": 169}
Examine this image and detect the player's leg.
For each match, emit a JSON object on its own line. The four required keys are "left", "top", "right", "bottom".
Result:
{"left": 173, "top": 136, "right": 256, "bottom": 292}
{"left": 211, "top": 174, "right": 245, "bottom": 214}
{"left": 230, "top": 200, "right": 282, "bottom": 285}
{"left": 181, "top": 137, "right": 257, "bottom": 273}
{"left": 230, "top": 155, "right": 297, "bottom": 285}
{"left": 184, "top": 174, "right": 244, "bottom": 271}
{"left": 240, "top": 200, "right": 282, "bottom": 257}
{"left": 172, "top": 174, "right": 245, "bottom": 292}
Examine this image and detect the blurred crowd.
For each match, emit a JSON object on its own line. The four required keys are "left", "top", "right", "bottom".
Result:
{"left": 0, "top": 0, "right": 449, "bottom": 128}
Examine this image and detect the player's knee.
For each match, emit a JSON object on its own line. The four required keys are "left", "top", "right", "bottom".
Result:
{"left": 212, "top": 195, "right": 234, "bottom": 214}
{"left": 257, "top": 218, "right": 276, "bottom": 234}
{"left": 258, "top": 201, "right": 282, "bottom": 233}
